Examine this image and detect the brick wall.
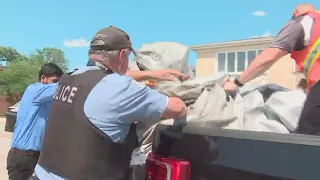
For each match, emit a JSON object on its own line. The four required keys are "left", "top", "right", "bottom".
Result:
{"left": 0, "top": 97, "right": 12, "bottom": 115}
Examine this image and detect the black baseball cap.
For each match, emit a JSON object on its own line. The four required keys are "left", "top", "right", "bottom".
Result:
{"left": 87, "top": 26, "right": 136, "bottom": 66}
{"left": 90, "top": 26, "right": 136, "bottom": 55}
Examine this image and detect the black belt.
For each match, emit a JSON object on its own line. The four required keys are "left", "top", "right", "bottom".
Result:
{"left": 11, "top": 148, "right": 40, "bottom": 158}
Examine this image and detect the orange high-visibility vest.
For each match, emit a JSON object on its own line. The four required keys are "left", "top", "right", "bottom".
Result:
{"left": 291, "top": 11, "right": 320, "bottom": 91}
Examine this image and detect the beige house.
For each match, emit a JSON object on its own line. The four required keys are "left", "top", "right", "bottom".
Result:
{"left": 190, "top": 37, "right": 305, "bottom": 90}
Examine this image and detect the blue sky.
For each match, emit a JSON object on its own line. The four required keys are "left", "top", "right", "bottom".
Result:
{"left": 0, "top": 0, "right": 318, "bottom": 70}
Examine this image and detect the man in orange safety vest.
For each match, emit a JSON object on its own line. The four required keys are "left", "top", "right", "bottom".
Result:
{"left": 223, "top": 4, "right": 320, "bottom": 135}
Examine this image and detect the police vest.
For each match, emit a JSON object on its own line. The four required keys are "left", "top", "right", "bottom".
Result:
{"left": 291, "top": 11, "right": 320, "bottom": 91}
{"left": 38, "top": 70, "right": 138, "bottom": 180}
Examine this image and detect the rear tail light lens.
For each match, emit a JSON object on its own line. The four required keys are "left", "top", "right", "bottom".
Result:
{"left": 146, "top": 152, "right": 191, "bottom": 180}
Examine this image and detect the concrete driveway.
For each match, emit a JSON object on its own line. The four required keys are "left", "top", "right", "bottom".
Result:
{"left": 0, "top": 117, "right": 12, "bottom": 180}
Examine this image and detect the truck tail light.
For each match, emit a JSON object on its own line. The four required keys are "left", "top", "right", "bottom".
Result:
{"left": 146, "top": 152, "right": 191, "bottom": 180}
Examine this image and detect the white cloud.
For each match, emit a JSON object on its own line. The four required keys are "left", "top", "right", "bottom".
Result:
{"left": 251, "top": 31, "right": 272, "bottom": 38}
{"left": 253, "top": 10, "right": 267, "bottom": 17}
{"left": 261, "top": 31, "right": 271, "bottom": 37}
{"left": 64, "top": 38, "right": 90, "bottom": 48}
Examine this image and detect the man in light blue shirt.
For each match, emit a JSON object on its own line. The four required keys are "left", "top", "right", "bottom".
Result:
{"left": 7, "top": 63, "right": 63, "bottom": 180}
{"left": 34, "top": 26, "right": 188, "bottom": 180}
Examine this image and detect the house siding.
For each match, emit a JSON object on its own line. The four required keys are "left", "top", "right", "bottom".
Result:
{"left": 195, "top": 51, "right": 215, "bottom": 77}
{"left": 192, "top": 38, "right": 297, "bottom": 89}
{"left": 266, "top": 55, "right": 296, "bottom": 89}
{"left": 0, "top": 97, "right": 11, "bottom": 115}
{"left": 195, "top": 53, "right": 296, "bottom": 89}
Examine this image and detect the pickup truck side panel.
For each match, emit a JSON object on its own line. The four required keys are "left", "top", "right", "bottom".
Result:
{"left": 152, "top": 124, "right": 320, "bottom": 180}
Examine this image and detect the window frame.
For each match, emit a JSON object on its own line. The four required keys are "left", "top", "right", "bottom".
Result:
{"left": 215, "top": 49, "right": 264, "bottom": 75}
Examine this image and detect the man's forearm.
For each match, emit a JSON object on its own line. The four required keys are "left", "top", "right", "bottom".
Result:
{"left": 238, "top": 48, "right": 288, "bottom": 84}
{"left": 238, "top": 57, "right": 275, "bottom": 84}
{"left": 32, "top": 83, "right": 58, "bottom": 103}
{"left": 125, "top": 71, "right": 150, "bottom": 81}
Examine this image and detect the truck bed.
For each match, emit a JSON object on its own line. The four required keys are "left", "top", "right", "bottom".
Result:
{"left": 151, "top": 124, "right": 320, "bottom": 180}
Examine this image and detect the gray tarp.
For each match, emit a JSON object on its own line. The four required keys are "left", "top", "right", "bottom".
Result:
{"left": 129, "top": 42, "right": 307, "bottom": 165}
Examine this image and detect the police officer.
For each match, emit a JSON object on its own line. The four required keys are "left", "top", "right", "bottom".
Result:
{"left": 223, "top": 4, "right": 320, "bottom": 135}
{"left": 33, "top": 26, "right": 188, "bottom": 180}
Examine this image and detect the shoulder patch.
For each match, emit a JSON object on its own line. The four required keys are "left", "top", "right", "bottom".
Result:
{"left": 131, "top": 79, "right": 146, "bottom": 88}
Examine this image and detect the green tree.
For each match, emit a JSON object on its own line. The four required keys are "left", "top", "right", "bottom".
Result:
{"left": 0, "top": 47, "right": 22, "bottom": 65}
{"left": 30, "top": 47, "right": 69, "bottom": 72}
{"left": 0, "top": 46, "right": 68, "bottom": 102}
{"left": 0, "top": 59, "right": 40, "bottom": 102}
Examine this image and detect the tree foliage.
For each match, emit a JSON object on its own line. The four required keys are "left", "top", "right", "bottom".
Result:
{"left": 0, "top": 46, "right": 69, "bottom": 101}
{"left": 0, "top": 60, "right": 40, "bottom": 101}
{"left": 0, "top": 47, "right": 22, "bottom": 64}
{"left": 30, "top": 47, "right": 69, "bottom": 72}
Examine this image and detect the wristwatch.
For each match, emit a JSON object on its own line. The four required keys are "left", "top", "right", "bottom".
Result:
{"left": 234, "top": 78, "right": 244, "bottom": 87}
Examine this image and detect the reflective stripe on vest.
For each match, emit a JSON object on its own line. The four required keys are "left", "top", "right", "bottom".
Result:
{"left": 303, "top": 37, "right": 320, "bottom": 77}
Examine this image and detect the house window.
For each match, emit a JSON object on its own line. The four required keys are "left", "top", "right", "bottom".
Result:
{"left": 217, "top": 53, "right": 226, "bottom": 72}
{"left": 217, "top": 49, "right": 264, "bottom": 73}
{"left": 227, "top": 52, "right": 235, "bottom": 72}
{"left": 237, "top": 52, "right": 245, "bottom": 72}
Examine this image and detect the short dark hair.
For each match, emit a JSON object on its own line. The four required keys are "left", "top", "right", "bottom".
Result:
{"left": 38, "top": 63, "right": 64, "bottom": 80}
